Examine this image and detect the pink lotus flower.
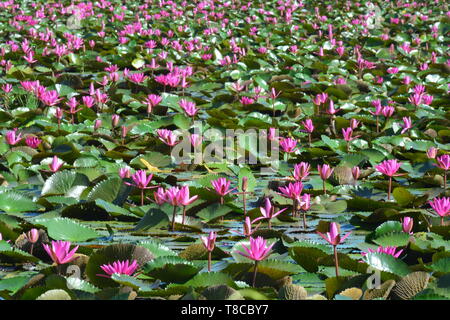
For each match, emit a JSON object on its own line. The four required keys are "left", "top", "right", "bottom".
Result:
{"left": 317, "top": 222, "right": 351, "bottom": 277}
{"left": 280, "top": 137, "right": 297, "bottom": 153}
{"left": 240, "top": 96, "right": 255, "bottom": 105}
{"left": 426, "top": 147, "right": 438, "bottom": 159}
{"left": 401, "top": 217, "right": 413, "bottom": 234}
{"left": 342, "top": 127, "right": 357, "bottom": 142}
{"left": 317, "top": 222, "right": 351, "bottom": 246}
{"left": 429, "top": 197, "right": 450, "bottom": 225}
{"left": 375, "top": 159, "right": 402, "bottom": 177}
{"left": 1, "top": 84, "right": 12, "bottom": 93}
{"left": 98, "top": 259, "right": 139, "bottom": 278}
{"left": 318, "top": 164, "right": 334, "bottom": 194}
{"left": 381, "top": 106, "right": 395, "bottom": 118}
{"left": 350, "top": 119, "right": 360, "bottom": 129}
{"left": 25, "top": 136, "right": 42, "bottom": 149}
{"left": 362, "top": 246, "right": 403, "bottom": 258}
{"left": 254, "top": 198, "right": 287, "bottom": 228}
{"left": 201, "top": 231, "right": 217, "bottom": 252}
{"left": 210, "top": 177, "right": 235, "bottom": 204}
{"left": 118, "top": 167, "right": 130, "bottom": 179}
{"left": 127, "top": 72, "right": 148, "bottom": 84}
{"left": 400, "top": 117, "right": 412, "bottom": 134}
{"left": 293, "top": 162, "right": 310, "bottom": 181}
{"left": 24, "top": 229, "right": 39, "bottom": 244}
{"left": 128, "top": 170, "right": 154, "bottom": 190}
{"left": 313, "top": 93, "right": 328, "bottom": 106}
{"left": 352, "top": 166, "right": 361, "bottom": 181}
{"left": 436, "top": 154, "right": 450, "bottom": 171}
{"left": 43, "top": 240, "right": 79, "bottom": 265}
{"left": 49, "top": 156, "right": 64, "bottom": 173}
{"left": 153, "top": 187, "right": 167, "bottom": 205}
{"left": 177, "top": 185, "right": 198, "bottom": 206}
{"left": 5, "top": 129, "right": 22, "bottom": 145}
{"left": 302, "top": 119, "right": 314, "bottom": 133}
{"left": 278, "top": 181, "right": 303, "bottom": 203}
{"left": 408, "top": 93, "right": 422, "bottom": 106}
{"left": 157, "top": 129, "right": 179, "bottom": 147}
{"left": 94, "top": 119, "right": 102, "bottom": 131}
{"left": 190, "top": 134, "right": 202, "bottom": 148}
{"left": 143, "top": 94, "right": 162, "bottom": 115}
{"left": 237, "top": 236, "right": 274, "bottom": 262}
{"left": 326, "top": 100, "right": 339, "bottom": 115}
{"left": 179, "top": 99, "right": 198, "bottom": 117}
{"left": 202, "top": 231, "right": 217, "bottom": 272}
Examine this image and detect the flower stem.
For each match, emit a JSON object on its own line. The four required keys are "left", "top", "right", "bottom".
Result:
{"left": 182, "top": 206, "right": 186, "bottom": 226}
{"left": 292, "top": 199, "right": 296, "bottom": 217}
{"left": 171, "top": 205, "right": 177, "bottom": 231}
{"left": 243, "top": 193, "right": 247, "bottom": 216}
{"left": 333, "top": 245, "right": 339, "bottom": 277}
{"left": 140, "top": 189, "right": 144, "bottom": 206}
{"left": 388, "top": 176, "right": 392, "bottom": 201}
{"left": 323, "top": 180, "right": 327, "bottom": 194}
{"left": 252, "top": 261, "right": 258, "bottom": 287}
{"left": 444, "top": 170, "right": 447, "bottom": 190}
{"left": 208, "top": 251, "right": 212, "bottom": 272}
{"left": 302, "top": 211, "right": 307, "bottom": 230}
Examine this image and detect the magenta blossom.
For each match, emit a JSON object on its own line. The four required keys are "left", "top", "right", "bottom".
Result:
{"left": 280, "top": 137, "right": 297, "bottom": 153}
{"left": 436, "top": 154, "right": 450, "bottom": 171}
{"left": 43, "top": 240, "right": 79, "bottom": 265}
{"left": 202, "top": 231, "right": 217, "bottom": 272}
{"left": 253, "top": 198, "right": 287, "bottom": 228}
{"left": 201, "top": 231, "right": 217, "bottom": 252}
{"left": 179, "top": 99, "right": 198, "bottom": 117}
{"left": 375, "top": 159, "right": 402, "bottom": 201}
{"left": 401, "top": 217, "right": 414, "bottom": 234}
{"left": 427, "top": 147, "right": 438, "bottom": 159}
{"left": 98, "top": 259, "right": 139, "bottom": 278}
{"left": 400, "top": 117, "right": 412, "bottom": 134}
{"left": 278, "top": 181, "right": 303, "bottom": 203}
{"left": 429, "top": 197, "right": 450, "bottom": 226}
{"left": 293, "top": 162, "right": 310, "bottom": 181}
{"left": 237, "top": 236, "right": 274, "bottom": 262}
{"left": 49, "top": 156, "right": 64, "bottom": 173}
{"left": 209, "top": 177, "right": 236, "bottom": 204}
{"left": 157, "top": 129, "right": 179, "bottom": 147}
{"left": 317, "top": 222, "right": 351, "bottom": 247}
{"left": 25, "top": 136, "right": 42, "bottom": 149}
{"left": 5, "top": 129, "right": 22, "bottom": 145}
{"left": 375, "top": 159, "right": 402, "bottom": 177}
{"left": 362, "top": 246, "right": 403, "bottom": 259}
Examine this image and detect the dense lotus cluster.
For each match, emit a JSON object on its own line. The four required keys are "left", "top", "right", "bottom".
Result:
{"left": 0, "top": 0, "right": 448, "bottom": 301}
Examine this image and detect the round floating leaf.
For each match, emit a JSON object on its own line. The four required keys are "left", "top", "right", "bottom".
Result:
{"left": 373, "top": 232, "right": 411, "bottom": 247}
{"left": 0, "top": 191, "right": 42, "bottom": 213}
{"left": 87, "top": 176, "right": 131, "bottom": 204}
{"left": 41, "top": 171, "right": 89, "bottom": 199}
{"left": 137, "top": 240, "right": 177, "bottom": 258}
{"left": 196, "top": 203, "right": 233, "bottom": 222}
{"left": 393, "top": 187, "right": 415, "bottom": 207}
{"left": 34, "top": 217, "right": 101, "bottom": 242}
{"left": 428, "top": 258, "right": 450, "bottom": 273}
{"left": 375, "top": 221, "right": 403, "bottom": 237}
{"left": 110, "top": 274, "right": 158, "bottom": 292}
{"left": 362, "top": 252, "right": 411, "bottom": 277}
{"left": 143, "top": 256, "right": 201, "bottom": 283}
{"left": 183, "top": 272, "right": 237, "bottom": 289}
